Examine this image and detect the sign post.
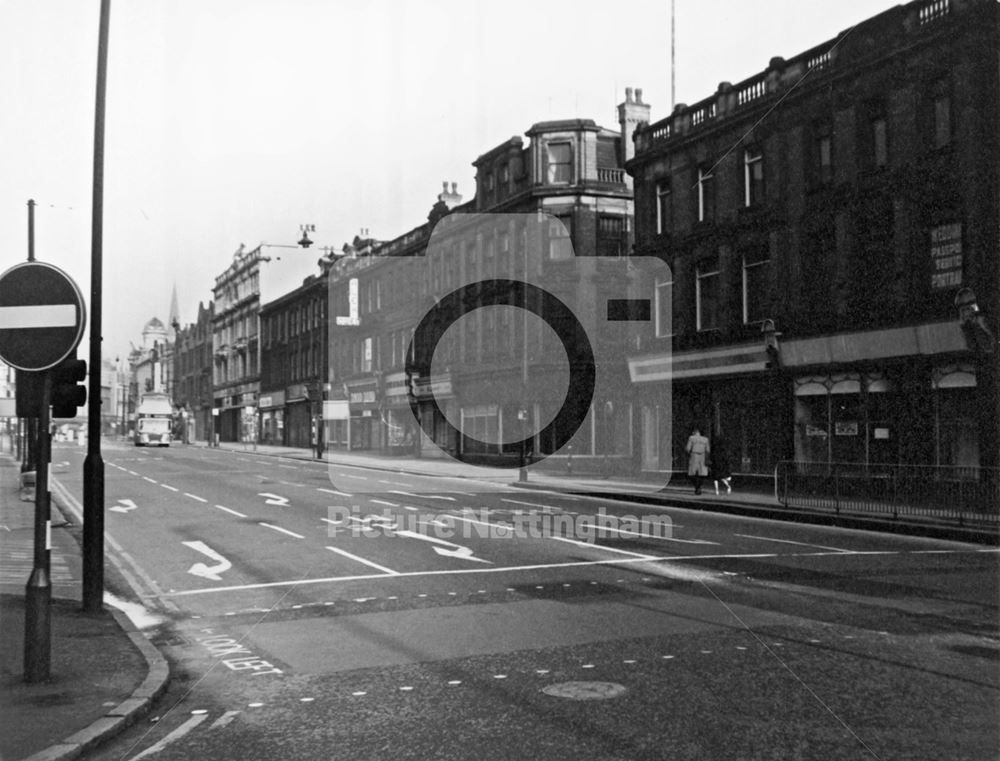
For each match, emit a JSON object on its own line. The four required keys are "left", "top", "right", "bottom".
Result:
{"left": 0, "top": 260, "right": 86, "bottom": 683}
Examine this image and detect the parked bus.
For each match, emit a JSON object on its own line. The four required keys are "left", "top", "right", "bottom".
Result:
{"left": 134, "top": 392, "right": 173, "bottom": 447}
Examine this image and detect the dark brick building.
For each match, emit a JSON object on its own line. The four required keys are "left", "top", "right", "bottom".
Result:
{"left": 259, "top": 263, "right": 332, "bottom": 448}
{"left": 626, "top": 0, "right": 999, "bottom": 475}
{"left": 172, "top": 301, "right": 214, "bottom": 442}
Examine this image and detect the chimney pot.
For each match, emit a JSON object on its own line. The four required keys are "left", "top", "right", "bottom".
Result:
{"left": 451, "top": 182, "right": 457, "bottom": 194}
{"left": 625, "top": 86, "right": 633, "bottom": 103}
{"left": 635, "top": 88, "right": 643, "bottom": 104}
{"left": 442, "top": 181, "right": 448, "bottom": 191}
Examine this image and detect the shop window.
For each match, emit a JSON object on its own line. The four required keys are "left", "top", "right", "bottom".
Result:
{"left": 743, "top": 147, "right": 764, "bottom": 207}
{"left": 461, "top": 405, "right": 500, "bottom": 454}
{"left": 546, "top": 143, "right": 573, "bottom": 184}
{"left": 937, "top": 386, "right": 979, "bottom": 468}
{"left": 695, "top": 258, "right": 719, "bottom": 331}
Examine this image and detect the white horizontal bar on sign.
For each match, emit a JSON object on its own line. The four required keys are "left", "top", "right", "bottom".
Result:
{"left": 0, "top": 304, "right": 76, "bottom": 329}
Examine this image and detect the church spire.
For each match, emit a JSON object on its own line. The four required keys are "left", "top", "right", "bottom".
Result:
{"left": 168, "top": 283, "right": 180, "bottom": 334}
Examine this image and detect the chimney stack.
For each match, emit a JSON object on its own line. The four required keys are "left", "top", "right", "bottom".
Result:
{"left": 617, "top": 85, "right": 651, "bottom": 165}
{"left": 438, "top": 181, "right": 463, "bottom": 209}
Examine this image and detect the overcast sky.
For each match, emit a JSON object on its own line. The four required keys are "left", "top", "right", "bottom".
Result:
{"left": 1, "top": 0, "right": 902, "bottom": 362}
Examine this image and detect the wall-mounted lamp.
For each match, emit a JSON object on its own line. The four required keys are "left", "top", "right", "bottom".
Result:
{"left": 955, "top": 287, "right": 996, "bottom": 355}
{"left": 761, "top": 318, "right": 782, "bottom": 368}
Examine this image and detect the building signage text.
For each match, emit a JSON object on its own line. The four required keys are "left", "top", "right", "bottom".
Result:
{"left": 930, "top": 223, "right": 963, "bottom": 291}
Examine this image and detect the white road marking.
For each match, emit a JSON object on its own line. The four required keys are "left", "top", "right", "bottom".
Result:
{"left": 129, "top": 713, "right": 208, "bottom": 760}
{"left": 326, "top": 546, "right": 399, "bottom": 575}
{"left": 577, "top": 521, "right": 717, "bottom": 545}
{"left": 258, "top": 522, "right": 304, "bottom": 539}
{"left": 549, "top": 534, "right": 658, "bottom": 559}
{"left": 502, "top": 498, "right": 554, "bottom": 509}
{"left": 258, "top": 493, "right": 290, "bottom": 507}
{"left": 318, "top": 487, "right": 352, "bottom": 497}
{"left": 184, "top": 541, "right": 233, "bottom": 581}
{"left": 161, "top": 484, "right": 179, "bottom": 492}
{"left": 388, "top": 490, "right": 420, "bottom": 498}
{"left": 109, "top": 499, "right": 138, "bottom": 514}
{"left": 394, "top": 529, "right": 492, "bottom": 564}
{"left": 424, "top": 494, "right": 457, "bottom": 501}
{"left": 161, "top": 556, "right": 666, "bottom": 596}
{"left": 159, "top": 547, "right": 992, "bottom": 598}
{"left": 339, "top": 474, "right": 368, "bottom": 480}
{"left": 209, "top": 710, "right": 241, "bottom": 730}
{"left": 370, "top": 499, "right": 399, "bottom": 508}
{"left": 184, "top": 493, "right": 208, "bottom": 503}
{"left": 127, "top": 470, "right": 139, "bottom": 476}
{"left": 736, "top": 534, "right": 853, "bottom": 553}
{"left": 214, "top": 505, "right": 247, "bottom": 518}
{"left": 143, "top": 476, "right": 157, "bottom": 484}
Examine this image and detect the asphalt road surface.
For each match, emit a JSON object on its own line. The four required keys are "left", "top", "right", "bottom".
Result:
{"left": 52, "top": 440, "right": 999, "bottom": 761}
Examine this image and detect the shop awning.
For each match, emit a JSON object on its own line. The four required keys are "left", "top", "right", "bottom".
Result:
{"left": 628, "top": 343, "right": 768, "bottom": 383}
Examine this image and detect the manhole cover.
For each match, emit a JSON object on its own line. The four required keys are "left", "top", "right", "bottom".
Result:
{"left": 541, "top": 681, "right": 627, "bottom": 700}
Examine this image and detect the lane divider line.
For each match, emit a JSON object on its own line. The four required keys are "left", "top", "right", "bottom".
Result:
{"left": 162, "top": 484, "right": 179, "bottom": 492}
{"left": 258, "top": 522, "right": 304, "bottom": 539}
{"left": 184, "top": 493, "right": 208, "bottom": 503}
{"left": 215, "top": 505, "right": 247, "bottom": 518}
{"left": 735, "top": 533, "right": 853, "bottom": 553}
{"left": 130, "top": 713, "right": 208, "bottom": 761}
{"left": 143, "top": 476, "right": 157, "bottom": 484}
{"left": 318, "top": 488, "right": 352, "bottom": 497}
{"left": 325, "top": 546, "right": 400, "bottom": 575}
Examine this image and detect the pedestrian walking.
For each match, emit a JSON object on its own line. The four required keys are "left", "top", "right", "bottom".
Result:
{"left": 685, "top": 427, "right": 710, "bottom": 495}
{"left": 711, "top": 435, "right": 733, "bottom": 495}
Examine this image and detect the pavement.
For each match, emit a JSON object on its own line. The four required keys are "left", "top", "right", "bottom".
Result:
{"left": 0, "top": 437, "right": 994, "bottom": 761}
{"left": 0, "top": 453, "right": 169, "bottom": 761}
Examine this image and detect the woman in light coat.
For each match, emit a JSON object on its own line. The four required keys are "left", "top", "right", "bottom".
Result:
{"left": 685, "top": 427, "right": 710, "bottom": 495}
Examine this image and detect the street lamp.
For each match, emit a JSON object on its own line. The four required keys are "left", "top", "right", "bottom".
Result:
{"left": 955, "top": 287, "right": 996, "bottom": 355}
{"left": 761, "top": 318, "right": 781, "bottom": 367}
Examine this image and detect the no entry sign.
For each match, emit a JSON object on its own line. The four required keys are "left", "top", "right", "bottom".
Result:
{"left": 0, "top": 261, "right": 86, "bottom": 371}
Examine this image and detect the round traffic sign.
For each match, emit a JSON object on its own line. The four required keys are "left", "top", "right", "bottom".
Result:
{"left": 0, "top": 261, "right": 87, "bottom": 371}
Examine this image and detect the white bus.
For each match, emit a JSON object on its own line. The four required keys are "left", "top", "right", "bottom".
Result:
{"left": 134, "top": 392, "right": 173, "bottom": 447}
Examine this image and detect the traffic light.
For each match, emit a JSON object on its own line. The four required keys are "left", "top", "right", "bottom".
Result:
{"left": 15, "top": 370, "right": 45, "bottom": 418}
{"left": 51, "top": 357, "right": 87, "bottom": 419}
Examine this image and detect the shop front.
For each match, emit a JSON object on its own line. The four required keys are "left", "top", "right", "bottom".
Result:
{"left": 345, "top": 379, "right": 379, "bottom": 451}
{"left": 628, "top": 342, "right": 785, "bottom": 477}
{"left": 782, "top": 320, "right": 976, "bottom": 468}
{"left": 409, "top": 372, "right": 457, "bottom": 458}
{"left": 215, "top": 389, "right": 258, "bottom": 443}
{"left": 284, "top": 383, "right": 312, "bottom": 449}
{"left": 258, "top": 391, "right": 285, "bottom": 445}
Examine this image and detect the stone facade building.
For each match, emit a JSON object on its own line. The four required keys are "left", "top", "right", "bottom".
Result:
{"left": 626, "top": 0, "right": 999, "bottom": 476}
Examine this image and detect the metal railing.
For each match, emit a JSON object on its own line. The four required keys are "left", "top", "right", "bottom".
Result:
{"left": 775, "top": 460, "right": 1000, "bottom": 526}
